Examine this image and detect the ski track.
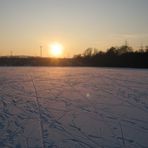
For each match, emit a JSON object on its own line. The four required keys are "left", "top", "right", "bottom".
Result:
{"left": 0, "top": 67, "right": 148, "bottom": 148}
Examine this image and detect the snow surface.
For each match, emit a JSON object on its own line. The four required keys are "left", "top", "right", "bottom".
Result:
{"left": 0, "top": 67, "right": 148, "bottom": 148}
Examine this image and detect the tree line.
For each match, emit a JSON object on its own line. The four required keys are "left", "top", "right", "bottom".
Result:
{"left": 0, "top": 45, "right": 148, "bottom": 68}
{"left": 73, "top": 45, "right": 148, "bottom": 68}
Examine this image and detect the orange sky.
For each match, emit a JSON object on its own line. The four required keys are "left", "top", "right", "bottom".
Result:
{"left": 0, "top": 0, "right": 148, "bottom": 57}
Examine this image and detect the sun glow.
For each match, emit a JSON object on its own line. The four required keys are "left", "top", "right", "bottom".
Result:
{"left": 49, "top": 42, "right": 63, "bottom": 57}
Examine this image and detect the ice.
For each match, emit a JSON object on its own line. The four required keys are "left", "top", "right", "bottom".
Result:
{"left": 0, "top": 67, "right": 148, "bottom": 148}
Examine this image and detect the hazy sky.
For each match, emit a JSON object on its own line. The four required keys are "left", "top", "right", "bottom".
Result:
{"left": 0, "top": 0, "right": 148, "bottom": 57}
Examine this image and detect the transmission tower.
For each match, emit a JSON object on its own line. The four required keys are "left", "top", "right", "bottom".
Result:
{"left": 40, "top": 46, "right": 42, "bottom": 57}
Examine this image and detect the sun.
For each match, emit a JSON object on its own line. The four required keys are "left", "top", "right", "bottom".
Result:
{"left": 49, "top": 42, "right": 63, "bottom": 57}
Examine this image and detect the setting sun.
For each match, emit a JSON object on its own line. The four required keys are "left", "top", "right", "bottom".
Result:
{"left": 49, "top": 42, "right": 63, "bottom": 57}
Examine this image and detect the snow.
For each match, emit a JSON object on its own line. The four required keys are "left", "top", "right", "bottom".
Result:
{"left": 0, "top": 67, "right": 148, "bottom": 148}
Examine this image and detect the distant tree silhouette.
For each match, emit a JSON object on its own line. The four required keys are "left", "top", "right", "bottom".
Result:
{"left": 117, "top": 45, "right": 133, "bottom": 55}
{"left": 73, "top": 44, "right": 148, "bottom": 68}
{"left": 0, "top": 44, "right": 148, "bottom": 68}
{"left": 145, "top": 46, "right": 148, "bottom": 52}
{"left": 83, "top": 48, "right": 93, "bottom": 57}
{"left": 106, "top": 47, "right": 118, "bottom": 55}
{"left": 83, "top": 48, "right": 98, "bottom": 57}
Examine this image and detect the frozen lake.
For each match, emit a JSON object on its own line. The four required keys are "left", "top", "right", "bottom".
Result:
{"left": 0, "top": 67, "right": 148, "bottom": 148}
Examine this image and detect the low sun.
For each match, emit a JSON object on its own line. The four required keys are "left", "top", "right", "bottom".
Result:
{"left": 49, "top": 42, "right": 63, "bottom": 57}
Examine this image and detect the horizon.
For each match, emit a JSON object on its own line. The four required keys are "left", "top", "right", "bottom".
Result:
{"left": 0, "top": 0, "right": 148, "bottom": 57}
{"left": 0, "top": 43, "right": 147, "bottom": 58}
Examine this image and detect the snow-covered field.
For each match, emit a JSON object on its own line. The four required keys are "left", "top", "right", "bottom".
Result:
{"left": 0, "top": 67, "right": 148, "bottom": 148}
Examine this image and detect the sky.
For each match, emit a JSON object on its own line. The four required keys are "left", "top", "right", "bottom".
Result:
{"left": 0, "top": 0, "right": 148, "bottom": 57}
